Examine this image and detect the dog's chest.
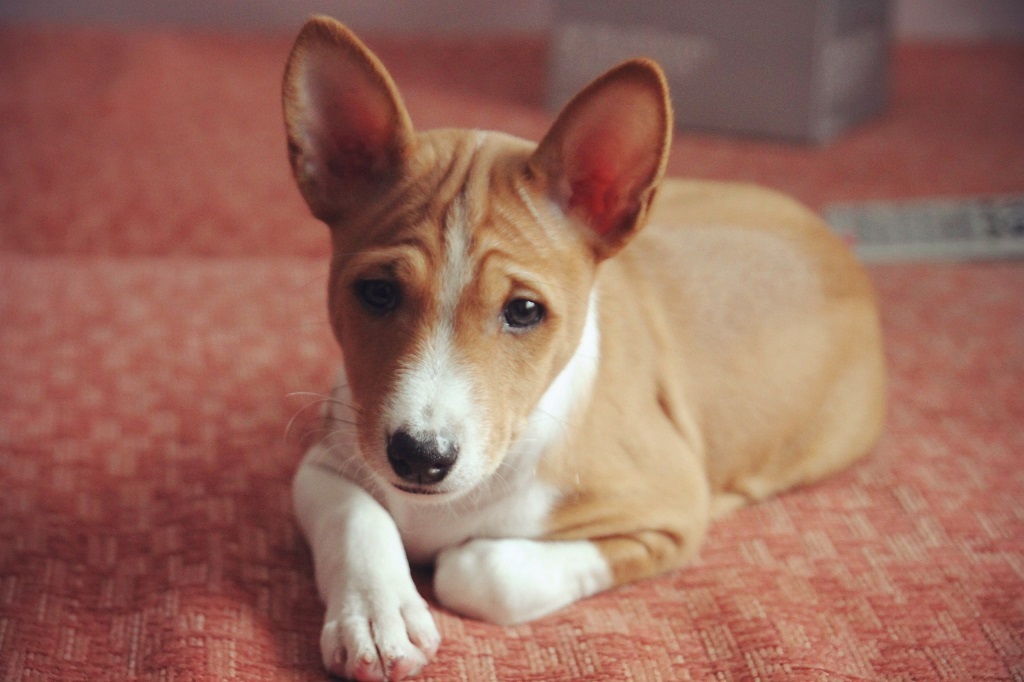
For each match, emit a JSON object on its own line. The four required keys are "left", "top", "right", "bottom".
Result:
{"left": 385, "top": 478, "right": 559, "bottom": 564}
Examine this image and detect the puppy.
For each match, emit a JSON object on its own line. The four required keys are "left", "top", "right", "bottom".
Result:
{"left": 282, "top": 16, "right": 886, "bottom": 681}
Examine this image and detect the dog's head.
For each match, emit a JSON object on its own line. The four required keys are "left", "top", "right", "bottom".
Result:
{"left": 283, "top": 16, "right": 671, "bottom": 500}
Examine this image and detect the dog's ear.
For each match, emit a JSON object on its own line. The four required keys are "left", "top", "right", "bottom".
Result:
{"left": 530, "top": 59, "right": 672, "bottom": 258}
{"left": 282, "top": 16, "right": 414, "bottom": 223}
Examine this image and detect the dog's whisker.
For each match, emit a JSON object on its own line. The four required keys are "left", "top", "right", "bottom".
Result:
{"left": 284, "top": 393, "right": 353, "bottom": 442}
{"left": 295, "top": 422, "right": 358, "bottom": 449}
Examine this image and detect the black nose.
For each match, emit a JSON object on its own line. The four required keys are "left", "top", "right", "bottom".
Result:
{"left": 386, "top": 429, "right": 458, "bottom": 486}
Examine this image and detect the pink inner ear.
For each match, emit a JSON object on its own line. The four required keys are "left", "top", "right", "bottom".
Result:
{"left": 544, "top": 72, "right": 667, "bottom": 244}
{"left": 564, "top": 131, "right": 640, "bottom": 237}
{"left": 568, "top": 173, "right": 620, "bottom": 236}
{"left": 320, "top": 100, "right": 393, "bottom": 180}
{"left": 306, "top": 58, "right": 400, "bottom": 182}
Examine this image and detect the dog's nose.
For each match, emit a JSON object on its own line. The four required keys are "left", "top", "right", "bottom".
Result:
{"left": 386, "top": 429, "right": 458, "bottom": 486}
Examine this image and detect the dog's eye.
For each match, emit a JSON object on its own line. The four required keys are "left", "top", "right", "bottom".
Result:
{"left": 356, "top": 279, "right": 401, "bottom": 315}
{"left": 503, "top": 298, "right": 545, "bottom": 329}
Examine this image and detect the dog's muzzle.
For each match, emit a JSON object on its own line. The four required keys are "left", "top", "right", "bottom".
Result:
{"left": 386, "top": 429, "right": 458, "bottom": 487}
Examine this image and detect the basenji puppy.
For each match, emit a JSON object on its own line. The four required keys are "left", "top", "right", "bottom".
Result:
{"left": 282, "top": 16, "right": 886, "bottom": 681}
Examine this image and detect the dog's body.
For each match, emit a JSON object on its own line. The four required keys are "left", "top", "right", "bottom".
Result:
{"left": 283, "top": 17, "right": 886, "bottom": 681}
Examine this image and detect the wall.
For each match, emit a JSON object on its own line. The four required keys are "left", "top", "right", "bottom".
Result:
{"left": 0, "top": 0, "right": 552, "bottom": 33}
{"left": 894, "top": 0, "right": 1024, "bottom": 40}
{"left": 2, "top": 0, "right": 1023, "bottom": 40}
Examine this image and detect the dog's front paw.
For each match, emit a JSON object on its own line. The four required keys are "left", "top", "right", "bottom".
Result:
{"left": 320, "top": 590, "right": 440, "bottom": 681}
{"left": 434, "top": 538, "right": 612, "bottom": 625}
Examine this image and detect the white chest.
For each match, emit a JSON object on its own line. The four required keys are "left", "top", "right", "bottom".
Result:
{"left": 385, "top": 475, "right": 559, "bottom": 564}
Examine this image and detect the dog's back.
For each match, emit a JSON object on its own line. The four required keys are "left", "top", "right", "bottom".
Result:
{"left": 584, "top": 179, "right": 886, "bottom": 516}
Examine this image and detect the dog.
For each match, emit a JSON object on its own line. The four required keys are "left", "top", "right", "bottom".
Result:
{"left": 282, "top": 16, "right": 886, "bottom": 681}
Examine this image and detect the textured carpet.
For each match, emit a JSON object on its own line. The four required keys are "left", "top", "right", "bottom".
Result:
{"left": 1, "top": 24, "right": 1023, "bottom": 681}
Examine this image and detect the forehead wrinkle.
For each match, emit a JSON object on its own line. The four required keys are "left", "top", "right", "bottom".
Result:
{"left": 494, "top": 201, "right": 559, "bottom": 262}
{"left": 339, "top": 239, "right": 431, "bottom": 283}
{"left": 514, "top": 178, "right": 564, "bottom": 244}
{"left": 472, "top": 246, "right": 556, "bottom": 304}
{"left": 482, "top": 197, "right": 565, "bottom": 268}
{"left": 351, "top": 134, "right": 480, "bottom": 264}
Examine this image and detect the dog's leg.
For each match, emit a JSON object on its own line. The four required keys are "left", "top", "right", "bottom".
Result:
{"left": 435, "top": 431, "right": 710, "bottom": 626}
{"left": 434, "top": 537, "right": 613, "bottom": 625}
{"left": 434, "top": 525, "right": 705, "bottom": 626}
{"left": 293, "top": 458, "right": 440, "bottom": 681}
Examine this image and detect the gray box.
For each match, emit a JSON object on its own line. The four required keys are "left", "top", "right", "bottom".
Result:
{"left": 549, "top": 0, "right": 891, "bottom": 144}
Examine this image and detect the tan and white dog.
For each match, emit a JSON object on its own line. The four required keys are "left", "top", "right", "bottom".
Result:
{"left": 283, "top": 16, "right": 886, "bottom": 682}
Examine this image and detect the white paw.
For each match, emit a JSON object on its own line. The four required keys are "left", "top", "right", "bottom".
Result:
{"left": 434, "top": 538, "right": 612, "bottom": 625}
{"left": 320, "top": 589, "right": 440, "bottom": 681}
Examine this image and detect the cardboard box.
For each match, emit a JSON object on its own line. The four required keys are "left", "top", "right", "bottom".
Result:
{"left": 549, "top": 0, "right": 891, "bottom": 144}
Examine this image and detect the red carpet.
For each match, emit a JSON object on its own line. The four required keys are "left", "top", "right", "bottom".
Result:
{"left": 1, "top": 24, "right": 1022, "bottom": 680}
